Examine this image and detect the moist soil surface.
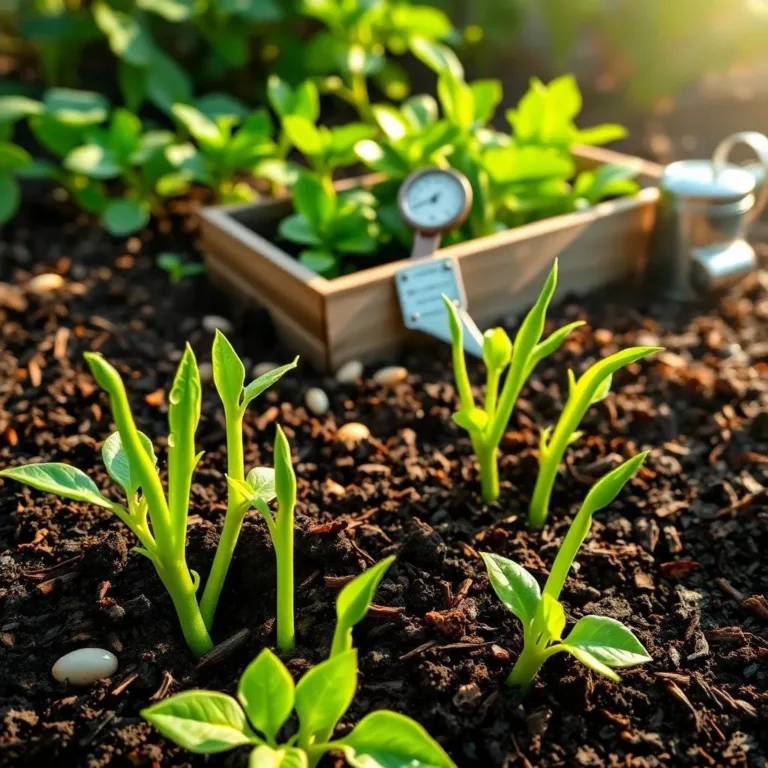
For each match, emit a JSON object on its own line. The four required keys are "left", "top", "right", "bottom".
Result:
{"left": 1, "top": 195, "right": 768, "bottom": 768}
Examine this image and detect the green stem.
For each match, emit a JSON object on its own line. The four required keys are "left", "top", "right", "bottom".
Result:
{"left": 350, "top": 71, "right": 372, "bottom": 123}
{"left": 275, "top": 504, "right": 295, "bottom": 653}
{"left": 528, "top": 451, "right": 558, "bottom": 528}
{"left": 506, "top": 643, "right": 547, "bottom": 692}
{"left": 477, "top": 443, "right": 499, "bottom": 504}
{"left": 200, "top": 409, "right": 245, "bottom": 630}
{"left": 159, "top": 561, "right": 214, "bottom": 658}
{"left": 485, "top": 367, "right": 500, "bottom": 419}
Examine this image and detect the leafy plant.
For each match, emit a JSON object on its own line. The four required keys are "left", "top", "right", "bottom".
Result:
{"left": 277, "top": 172, "right": 379, "bottom": 278}
{"left": 442, "top": 260, "right": 583, "bottom": 504}
{"left": 0, "top": 334, "right": 296, "bottom": 657}
{"left": 156, "top": 252, "right": 206, "bottom": 284}
{"left": 170, "top": 103, "right": 278, "bottom": 204}
{"left": 301, "top": 0, "right": 457, "bottom": 121}
{"left": 529, "top": 342, "right": 661, "bottom": 527}
{"left": 143, "top": 557, "right": 455, "bottom": 768}
{"left": 199, "top": 331, "right": 298, "bottom": 637}
{"left": 482, "top": 452, "right": 652, "bottom": 692}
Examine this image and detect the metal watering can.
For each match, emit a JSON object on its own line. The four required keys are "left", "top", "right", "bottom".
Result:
{"left": 648, "top": 131, "right": 768, "bottom": 301}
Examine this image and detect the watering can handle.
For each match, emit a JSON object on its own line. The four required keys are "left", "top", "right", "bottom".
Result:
{"left": 712, "top": 131, "right": 768, "bottom": 224}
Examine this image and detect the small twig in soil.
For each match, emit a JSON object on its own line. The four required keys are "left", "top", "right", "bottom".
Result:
{"left": 111, "top": 670, "right": 139, "bottom": 697}
{"left": 150, "top": 670, "right": 176, "bottom": 701}
{"left": 716, "top": 578, "right": 747, "bottom": 603}
{"left": 197, "top": 628, "right": 251, "bottom": 669}
{"left": 22, "top": 554, "right": 82, "bottom": 580}
{"left": 398, "top": 640, "right": 438, "bottom": 662}
{"left": 663, "top": 680, "right": 701, "bottom": 729}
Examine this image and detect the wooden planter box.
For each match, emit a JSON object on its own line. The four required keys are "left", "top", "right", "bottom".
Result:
{"left": 200, "top": 145, "right": 663, "bottom": 370}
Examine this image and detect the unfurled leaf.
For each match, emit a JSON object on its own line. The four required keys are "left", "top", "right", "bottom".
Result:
{"left": 410, "top": 37, "right": 463, "bottom": 79}
{"left": 299, "top": 250, "right": 337, "bottom": 277}
{"left": 242, "top": 357, "right": 298, "bottom": 409}
{"left": 0, "top": 143, "right": 31, "bottom": 174}
{"left": 295, "top": 649, "right": 357, "bottom": 744}
{"left": 172, "top": 104, "right": 222, "bottom": 147}
{"left": 0, "top": 463, "right": 112, "bottom": 508}
{"left": 564, "top": 615, "right": 651, "bottom": 669}
{"left": 212, "top": 330, "right": 245, "bottom": 412}
{"left": 64, "top": 144, "right": 121, "bottom": 179}
{"left": 141, "top": 691, "right": 256, "bottom": 753}
{"left": 283, "top": 115, "right": 324, "bottom": 157}
{"left": 562, "top": 644, "right": 621, "bottom": 683}
{"left": 278, "top": 214, "right": 322, "bottom": 246}
{"left": 574, "top": 124, "right": 627, "bottom": 146}
{"left": 102, "top": 199, "right": 149, "bottom": 236}
{"left": 372, "top": 105, "right": 409, "bottom": 142}
{"left": 481, "top": 553, "right": 541, "bottom": 624}
{"left": 292, "top": 173, "right": 335, "bottom": 232}
{"left": 43, "top": 88, "right": 109, "bottom": 126}
{"left": 533, "top": 593, "right": 566, "bottom": 641}
{"left": 340, "top": 710, "right": 455, "bottom": 768}
{"left": 237, "top": 649, "right": 294, "bottom": 743}
{"left": 93, "top": 2, "right": 153, "bottom": 67}
{"left": 471, "top": 80, "right": 502, "bottom": 125}
{"left": 102, "top": 431, "right": 157, "bottom": 496}
{"left": 0, "top": 95, "right": 43, "bottom": 123}
{"left": 147, "top": 52, "right": 193, "bottom": 112}
{"left": 245, "top": 467, "right": 277, "bottom": 504}
{"left": 0, "top": 175, "right": 20, "bottom": 223}
{"left": 331, "top": 556, "right": 395, "bottom": 657}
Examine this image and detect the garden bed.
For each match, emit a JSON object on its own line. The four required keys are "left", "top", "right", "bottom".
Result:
{"left": 1, "top": 197, "right": 767, "bottom": 767}
{"left": 200, "top": 146, "right": 662, "bottom": 371}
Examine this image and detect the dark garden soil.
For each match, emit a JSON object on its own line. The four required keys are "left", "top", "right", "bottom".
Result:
{"left": 1, "top": 193, "right": 768, "bottom": 768}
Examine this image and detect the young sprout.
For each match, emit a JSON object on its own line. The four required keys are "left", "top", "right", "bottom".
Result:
{"left": 142, "top": 559, "right": 455, "bottom": 768}
{"left": 528, "top": 345, "right": 662, "bottom": 527}
{"left": 156, "top": 252, "right": 205, "bottom": 284}
{"left": 0, "top": 348, "right": 214, "bottom": 657}
{"left": 199, "top": 331, "right": 297, "bottom": 631}
{"left": 443, "top": 259, "right": 585, "bottom": 504}
{"left": 482, "top": 452, "right": 652, "bottom": 692}
{"left": 229, "top": 425, "right": 297, "bottom": 653}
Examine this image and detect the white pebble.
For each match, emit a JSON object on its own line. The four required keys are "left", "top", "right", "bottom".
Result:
{"left": 305, "top": 387, "right": 329, "bottom": 415}
{"left": 198, "top": 362, "right": 213, "bottom": 383}
{"left": 202, "top": 315, "right": 234, "bottom": 335}
{"left": 27, "top": 273, "right": 65, "bottom": 294}
{"left": 335, "top": 360, "right": 363, "bottom": 384}
{"left": 336, "top": 422, "right": 370, "bottom": 443}
{"left": 373, "top": 366, "right": 407, "bottom": 386}
{"left": 252, "top": 361, "right": 278, "bottom": 378}
{"left": 52, "top": 648, "right": 118, "bottom": 686}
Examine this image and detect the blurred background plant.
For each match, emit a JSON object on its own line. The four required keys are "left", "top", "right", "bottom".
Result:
{"left": 1, "top": 0, "right": 766, "bottom": 233}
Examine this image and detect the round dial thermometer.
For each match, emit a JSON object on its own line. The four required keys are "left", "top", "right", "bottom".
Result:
{"left": 398, "top": 168, "right": 472, "bottom": 237}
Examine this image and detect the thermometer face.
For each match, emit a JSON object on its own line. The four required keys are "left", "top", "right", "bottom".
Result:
{"left": 398, "top": 168, "right": 472, "bottom": 235}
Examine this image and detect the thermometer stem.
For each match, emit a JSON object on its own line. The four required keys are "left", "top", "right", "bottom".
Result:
{"left": 410, "top": 232, "right": 442, "bottom": 260}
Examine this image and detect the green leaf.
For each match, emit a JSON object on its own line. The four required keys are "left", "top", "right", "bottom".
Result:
{"left": 484, "top": 146, "right": 573, "bottom": 184}
{"left": 242, "top": 357, "right": 298, "bottom": 409}
{"left": 437, "top": 75, "right": 474, "bottom": 130}
{"left": 565, "top": 615, "right": 651, "bottom": 669}
{"left": 372, "top": 105, "right": 409, "bottom": 142}
{"left": 249, "top": 745, "right": 307, "bottom": 768}
{"left": 452, "top": 407, "right": 489, "bottom": 433}
{"left": 328, "top": 124, "right": 375, "bottom": 160}
{"left": 533, "top": 593, "right": 566, "bottom": 642}
{"left": 470, "top": 80, "right": 502, "bottom": 126}
{"left": 102, "top": 431, "right": 157, "bottom": 496}
{"left": 580, "top": 452, "right": 648, "bottom": 514}
{"left": 295, "top": 649, "right": 357, "bottom": 744}
{"left": 0, "top": 95, "right": 43, "bottom": 123}
{"left": 278, "top": 213, "right": 322, "bottom": 246}
{"left": 93, "top": 2, "right": 153, "bottom": 67}
{"left": 118, "top": 62, "right": 147, "bottom": 112}
{"left": 548, "top": 74, "right": 582, "bottom": 122}
{"left": 212, "top": 330, "right": 245, "bottom": 411}
{"left": 292, "top": 173, "right": 335, "bottom": 232}
{"left": 273, "top": 425, "right": 296, "bottom": 514}
{"left": 141, "top": 691, "right": 256, "bottom": 753}
{"left": 299, "top": 250, "right": 337, "bottom": 277}
{"left": 282, "top": 115, "right": 324, "bottom": 157}
{"left": 401, "top": 95, "right": 438, "bottom": 131}
{"left": 481, "top": 552, "right": 541, "bottom": 624}
{"left": 530, "top": 321, "right": 585, "bottom": 370}
{"left": 561, "top": 645, "right": 621, "bottom": 682}
{"left": 0, "top": 143, "right": 30, "bottom": 174}
{"left": 0, "top": 463, "right": 112, "bottom": 508}
{"left": 64, "top": 145, "right": 121, "bottom": 179}
{"left": 341, "top": 710, "right": 455, "bottom": 768}
{"left": 172, "top": 103, "right": 222, "bottom": 147}
{"left": 108, "top": 108, "right": 142, "bottom": 163}
{"left": 238, "top": 648, "right": 294, "bottom": 743}
{"left": 354, "top": 140, "right": 411, "bottom": 178}
{"left": 147, "top": 52, "right": 193, "bottom": 113}
{"left": 331, "top": 556, "right": 395, "bottom": 657}
{"left": 137, "top": 0, "right": 193, "bottom": 21}
{"left": 194, "top": 93, "right": 248, "bottom": 124}
{"left": 0, "top": 175, "right": 20, "bottom": 223}
{"left": 43, "top": 88, "right": 109, "bottom": 126}
{"left": 410, "top": 38, "right": 463, "bottom": 79}
{"left": 574, "top": 124, "right": 627, "bottom": 146}
{"left": 482, "top": 328, "right": 512, "bottom": 371}
{"left": 267, "top": 75, "right": 294, "bottom": 117}
{"left": 102, "top": 199, "right": 149, "bottom": 236}
{"left": 245, "top": 467, "right": 277, "bottom": 504}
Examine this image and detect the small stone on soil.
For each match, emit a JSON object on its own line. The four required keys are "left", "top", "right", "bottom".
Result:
{"left": 335, "top": 422, "right": 370, "bottom": 443}
{"left": 26, "top": 273, "right": 65, "bottom": 294}
{"left": 335, "top": 360, "right": 363, "bottom": 383}
{"left": 201, "top": 315, "right": 233, "bottom": 334}
{"left": 305, "top": 388, "right": 329, "bottom": 415}
{"left": 52, "top": 648, "right": 118, "bottom": 686}
{"left": 373, "top": 366, "right": 408, "bottom": 385}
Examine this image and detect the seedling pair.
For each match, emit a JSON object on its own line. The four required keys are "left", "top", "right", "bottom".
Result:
{"left": 143, "top": 557, "right": 455, "bottom": 768}
{"left": 0, "top": 334, "right": 297, "bottom": 658}
{"left": 483, "top": 453, "right": 652, "bottom": 690}
{"left": 444, "top": 259, "right": 660, "bottom": 524}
